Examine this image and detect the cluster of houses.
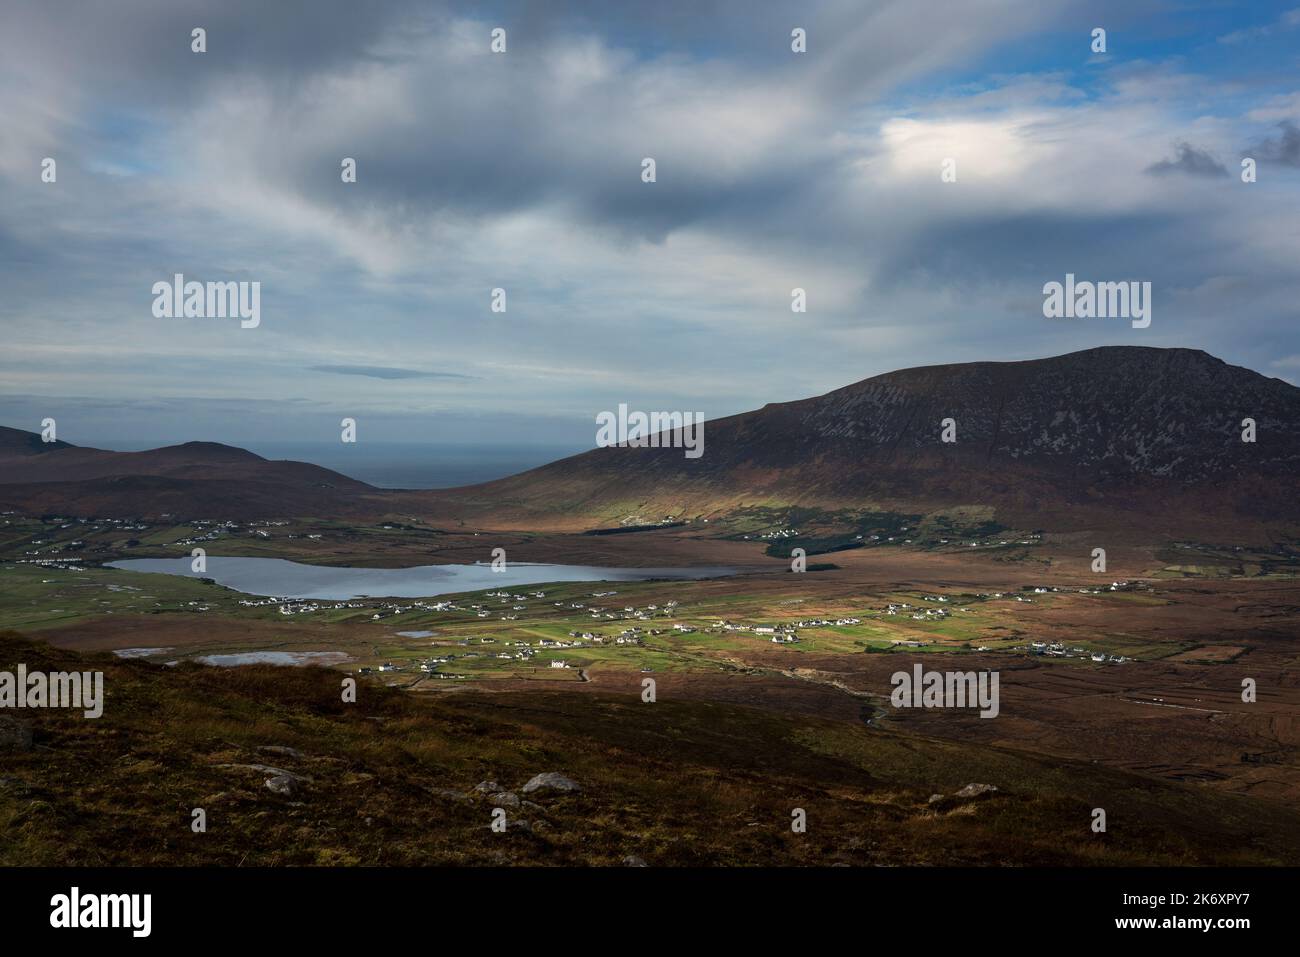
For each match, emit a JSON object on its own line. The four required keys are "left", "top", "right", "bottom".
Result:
{"left": 15, "top": 557, "right": 86, "bottom": 570}
{"left": 1028, "top": 641, "right": 1130, "bottom": 664}
{"left": 876, "top": 596, "right": 978, "bottom": 620}
{"left": 367, "top": 596, "right": 493, "bottom": 621}
{"left": 374, "top": 613, "right": 684, "bottom": 678}
{"left": 464, "top": 590, "right": 549, "bottom": 620}
{"left": 563, "top": 628, "right": 645, "bottom": 646}
{"left": 717, "top": 620, "right": 801, "bottom": 643}
{"left": 278, "top": 601, "right": 323, "bottom": 616}
{"left": 585, "top": 599, "right": 680, "bottom": 622}
{"left": 22, "top": 539, "right": 88, "bottom": 559}
{"left": 915, "top": 604, "right": 956, "bottom": 619}
{"left": 931, "top": 534, "right": 1041, "bottom": 549}
{"left": 363, "top": 634, "right": 605, "bottom": 678}
{"left": 169, "top": 521, "right": 230, "bottom": 547}
{"left": 15, "top": 515, "right": 152, "bottom": 537}
{"left": 487, "top": 590, "right": 547, "bottom": 601}
{"left": 166, "top": 519, "right": 290, "bottom": 548}
{"left": 540, "top": 636, "right": 584, "bottom": 649}
{"left": 794, "top": 616, "right": 862, "bottom": 627}
{"left": 1076, "top": 580, "right": 1139, "bottom": 594}
{"left": 360, "top": 640, "right": 542, "bottom": 678}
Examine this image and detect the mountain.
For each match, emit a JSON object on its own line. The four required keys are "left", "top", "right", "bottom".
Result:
{"left": 0, "top": 425, "right": 76, "bottom": 457}
{"left": 427, "top": 347, "right": 1300, "bottom": 535}
{"left": 3, "top": 347, "right": 1298, "bottom": 535}
{"left": 0, "top": 431, "right": 385, "bottom": 520}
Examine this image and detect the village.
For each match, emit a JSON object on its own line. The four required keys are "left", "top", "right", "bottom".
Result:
{"left": 1, "top": 511, "right": 1154, "bottom": 680}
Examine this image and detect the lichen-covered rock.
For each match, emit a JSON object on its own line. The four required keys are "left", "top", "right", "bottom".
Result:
{"left": 954, "top": 783, "right": 998, "bottom": 798}
{"left": 521, "top": 772, "right": 580, "bottom": 794}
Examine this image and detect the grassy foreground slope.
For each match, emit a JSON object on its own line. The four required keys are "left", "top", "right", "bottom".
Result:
{"left": 2, "top": 629, "right": 1298, "bottom": 866}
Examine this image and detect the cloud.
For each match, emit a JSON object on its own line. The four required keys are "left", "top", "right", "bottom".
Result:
{"left": 1, "top": 0, "right": 1299, "bottom": 448}
{"left": 1217, "top": 7, "right": 1300, "bottom": 44}
{"left": 1252, "top": 120, "right": 1300, "bottom": 168}
{"left": 310, "top": 365, "right": 472, "bottom": 380}
{"left": 1145, "top": 142, "right": 1229, "bottom": 177}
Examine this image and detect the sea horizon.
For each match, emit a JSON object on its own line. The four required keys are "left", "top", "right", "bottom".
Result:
{"left": 102, "top": 439, "right": 588, "bottom": 490}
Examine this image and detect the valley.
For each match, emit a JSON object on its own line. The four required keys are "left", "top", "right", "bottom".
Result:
{"left": 3, "top": 347, "right": 1300, "bottom": 866}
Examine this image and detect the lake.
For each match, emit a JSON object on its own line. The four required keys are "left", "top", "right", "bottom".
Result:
{"left": 107, "top": 556, "right": 738, "bottom": 600}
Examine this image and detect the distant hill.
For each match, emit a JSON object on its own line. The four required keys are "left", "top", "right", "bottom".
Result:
{"left": 0, "top": 431, "right": 384, "bottom": 520}
{"left": 0, "top": 425, "right": 77, "bottom": 457}
{"left": 3, "top": 347, "right": 1298, "bottom": 535}
{"left": 424, "top": 347, "right": 1300, "bottom": 536}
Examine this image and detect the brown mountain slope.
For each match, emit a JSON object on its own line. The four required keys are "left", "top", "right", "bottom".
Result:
{"left": 2, "top": 347, "right": 1297, "bottom": 535}
{"left": 0, "top": 434, "right": 385, "bottom": 520}
{"left": 0, "top": 425, "right": 76, "bottom": 457}
{"left": 423, "top": 346, "right": 1300, "bottom": 536}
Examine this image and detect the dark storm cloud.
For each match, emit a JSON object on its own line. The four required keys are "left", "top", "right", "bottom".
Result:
{"left": 65, "top": 0, "right": 1069, "bottom": 246}
{"left": 1, "top": 0, "right": 433, "bottom": 108}
{"left": 866, "top": 209, "right": 1212, "bottom": 303}
{"left": 1252, "top": 120, "right": 1300, "bottom": 168}
{"left": 0, "top": 0, "right": 1120, "bottom": 249}
{"left": 1145, "top": 143, "right": 1229, "bottom": 178}
{"left": 3, "top": 0, "right": 1300, "bottom": 445}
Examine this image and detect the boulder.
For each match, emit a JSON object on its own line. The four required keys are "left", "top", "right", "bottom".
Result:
{"left": 265, "top": 775, "right": 299, "bottom": 796}
{"left": 257, "top": 745, "right": 304, "bottom": 760}
{"left": 521, "top": 772, "right": 580, "bottom": 794}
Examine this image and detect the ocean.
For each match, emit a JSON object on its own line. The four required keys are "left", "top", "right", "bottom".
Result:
{"left": 225, "top": 441, "right": 581, "bottom": 490}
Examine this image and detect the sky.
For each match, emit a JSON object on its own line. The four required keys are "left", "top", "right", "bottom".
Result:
{"left": 2, "top": 0, "right": 1299, "bottom": 457}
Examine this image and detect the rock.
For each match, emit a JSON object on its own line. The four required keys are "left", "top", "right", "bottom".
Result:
{"left": 265, "top": 774, "right": 299, "bottom": 796}
{"left": 954, "top": 783, "right": 998, "bottom": 799}
{"left": 927, "top": 794, "right": 945, "bottom": 804}
{"left": 0, "top": 716, "right": 33, "bottom": 751}
{"left": 215, "top": 763, "right": 311, "bottom": 782}
{"left": 523, "top": 801, "right": 546, "bottom": 813}
{"left": 474, "top": 780, "right": 503, "bottom": 793}
{"left": 257, "top": 745, "right": 304, "bottom": 760}
{"left": 490, "top": 791, "right": 521, "bottom": 808}
{"left": 622, "top": 855, "right": 648, "bottom": 867}
{"left": 521, "top": 772, "right": 580, "bottom": 794}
